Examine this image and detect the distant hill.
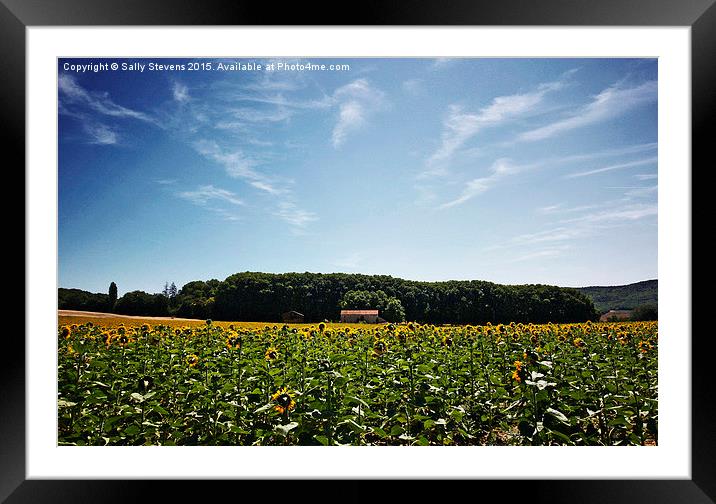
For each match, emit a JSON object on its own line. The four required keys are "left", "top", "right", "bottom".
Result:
{"left": 575, "top": 280, "right": 657, "bottom": 314}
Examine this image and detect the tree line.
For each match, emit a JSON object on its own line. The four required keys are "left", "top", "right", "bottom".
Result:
{"left": 59, "top": 271, "right": 600, "bottom": 324}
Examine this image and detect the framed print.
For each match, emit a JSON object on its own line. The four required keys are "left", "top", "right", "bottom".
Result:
{"left": 8, "top": 0, "right": 711, "bottom": 502}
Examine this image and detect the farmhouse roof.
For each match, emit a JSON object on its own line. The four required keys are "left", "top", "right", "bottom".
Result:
{"left": 340, "top": 310, "right": 379, "bottom": 315}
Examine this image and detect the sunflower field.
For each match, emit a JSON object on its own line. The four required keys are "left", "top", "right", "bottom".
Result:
{"left": 57, "top": 319, "right": 657, "bottom": 446}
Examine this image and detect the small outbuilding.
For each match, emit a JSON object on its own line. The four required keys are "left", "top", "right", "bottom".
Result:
{"left": 340, "top": 309, "right": 379, "bottom": 323}
{"left": 282, "top": 310, "right": 305, "bottom": 323}
{"left": 599, "top": 309, "right": 633, "bottom": 322}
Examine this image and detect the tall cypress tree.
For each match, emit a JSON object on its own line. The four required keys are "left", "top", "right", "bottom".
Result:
{"left": 108, "top": 282, "right": 118, "bottom": 312}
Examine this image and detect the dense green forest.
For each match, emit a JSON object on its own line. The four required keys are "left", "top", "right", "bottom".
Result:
{"left": 59, "top": 272, "right": 599, "bottom": 324}
{"left": 576, "top": 279, "right": 657, "bottom": 313}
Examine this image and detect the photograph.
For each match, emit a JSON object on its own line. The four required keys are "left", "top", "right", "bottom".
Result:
{"left": 6, "top": 1, "right": 708, "bottom": 498}
{"left": 57, "top": 56, "right": 659, "bottom": 447}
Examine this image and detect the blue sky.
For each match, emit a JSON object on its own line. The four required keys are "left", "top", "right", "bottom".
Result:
{"left": 58, "top": 58, "right": 657, "bottom": 296}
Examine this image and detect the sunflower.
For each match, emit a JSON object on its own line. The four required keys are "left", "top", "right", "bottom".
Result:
{"left": 60, "top": 325, "right": 72, "bottom": 339}
{"left": 271, "top": 387, "right": 296, "bottom": 414}
{"left": 186, "top": 354, "right": 199, "bottom": 367}
{"left": 372, "top": 339, "right": 387, "bottom": 357}
{"left": 395, "top": 330, "right": 406, "bottom": 344}
{"left": 140, "top": 323, "right": 151, "bottom": 332}
{"left": 318, "top": 322, "right": 326, "bottom": 333}
{"left": 512, "top": 360, "right": 527, "bottom": 383}
{"left": 573, "top": 337, "right": 586, "bottom": 349}
{"left": 117, "top": 334, "right": 130, "bottom": 347}
{"left": 226, "top": 334, "right": 242, "bottom": 350}
{"left": 441, "top": 334, "right": 453, "bottom": 347}
{"left": 638, "top": 340, "right": 653, "bottom": 353}
{"left": 265, "top": 346, "right": 279, "bottom": 361}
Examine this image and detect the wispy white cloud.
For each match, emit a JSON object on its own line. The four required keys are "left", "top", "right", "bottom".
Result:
{"left": 559, "top": 203, "right": 657, "bottom": 224}
{"left": 435, "top": 141, "right": 657, "bottom": 210}
{"left": 230, "top": 106, "right": 294, "bottom": 123}
{"left": 507, "top": 227, "right": 589, "bottom": 246}
{"left": 172, "top": 82, "right": 190, "bottom": 103}
{"left": 565, "top": 156, "right": 657, "bottom": 178}
{"left": 207, "top": 207, "right": 242, "bottom": 221}
{"left": 511, "top": 246, "right": 571, "bottom": 263}
{"left": 83, "top": 122, "right": 118, "bottom": 145}
{"left": 177, "top": 185, "right": 245, "bottom": 207}
{"left": 623, "top": 185, "right": 658, "bottom": 198}
{"left": 488, "top": 200, "right": 656, "bottom": 264}
{"left": 228, "top": 92, "right": 333, "bottom": 111}
{"left": 59, "top": 74, "right": 155, "bottom": 123}
{"left": 191, "top": 140, "right": 316, "bottom": 230}
{"left": 440, "top": 158, "right": 531, "bottom": 208}
{"left": 422, "top": 77, "right": 568, "bottom": 178}
{"left": 331, "top": 79, "right": 386, "bottom": 148}
{"left": 430, "top": 58, "right": 456, "bottom": 70}
{"left": 537, "top": 204, "right": 564, "bottom": 214}
{"left": 517, "top": 80, "right": 657, "bottom": 143}
{"left": 192, "top": 139, "right": 286, "bottom": 194}
{"left": 274, "top": 201, "right": 318, "bottom": 229}
{"left": 545, "top": 142, "right": 657, "bottom": 165}
{"left": 635, "top": 173, "right": 658, "bottom": 181}
{"left": 537, "top": 203, "right": 603, "bottom": 215}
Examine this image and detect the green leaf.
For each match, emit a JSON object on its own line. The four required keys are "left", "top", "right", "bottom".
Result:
{"left": 254, "top": 403, "right": 274, "bottom": 414}
{"left": 152, "top": 405, "right": 169, "bottom": 416}
{"left": 346, "top": 395, "right": 370, "bottom": 408}
{"left": 372, "top": 427, "right": 388, "bottom": 438}
{"left": 546, "top": 408, "right": 570, "bottom": 425}
{"left": 275, "top": 422, "right": 299, "bottom": 437}
{"left": 314, "top": 435, "right": 329, "bottom": 446}
{"left": 123, "top": 425, "right": 140, "bottom": 436}
{"left": 549, "top": 429, "right": 573, "bottom": 445}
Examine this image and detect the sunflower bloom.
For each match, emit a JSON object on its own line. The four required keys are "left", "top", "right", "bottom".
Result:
{"left": 265, "top": 346, "right": 279, "bottom": 361}
{"left": 272, "top": 387, "right": 296, "bottom": 414}
{"left": 226, "top": 334, "right": 242, "bottom": 350}
{"left": 186, "top": 354, "right": 199, "bottom": 367}
{"left": 638, "top": 340, "right": 653, "bottom": 353}
{"left": 512, "top": 360, "right": 527, "bottom": 383}
{"left": 372, "top": 339, "right": 387, "bottom": 357}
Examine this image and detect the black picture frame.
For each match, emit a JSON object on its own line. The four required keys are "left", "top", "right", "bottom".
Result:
{"left": 7, "top": 0, "right": 710, "bottom": 502}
